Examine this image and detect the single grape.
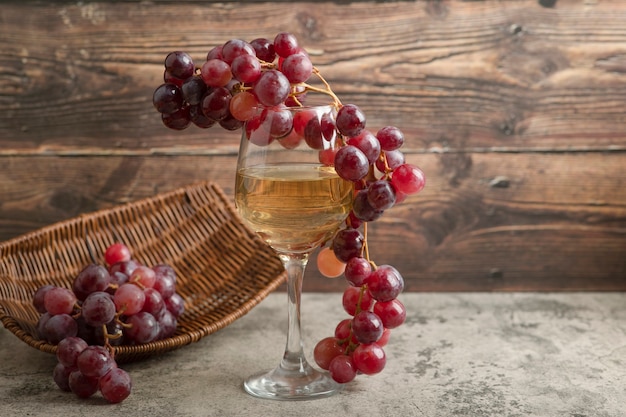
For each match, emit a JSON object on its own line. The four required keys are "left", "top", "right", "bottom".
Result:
{"left": 367, "top": 265, "right": 404, "bottom": 302}
{"left": 352, "top": 343, "right": 386, "bottom": 375}
{"left": 68, "top": 369, "right": 100, "bottom": 399}
{"left": 376, "top": 126, "right": 405, "bottom": 151}
{"left": 373, "top": 299, "right": 406, "bottom": 329}
{"left": 351, "top": 310, "right": 384, "bottom": 344}
{"left": 221, "top": 39, "right": 255, "bottom": 64}
{"left": 57, "top": 336, "right": 88, "bottom": 368}
{"left": 281, "top": 53, "right": 313, "bottom": 83}
{"left": 73, "top": 263, "right": 112, "bottom": 301}
{"left": 164, "top": 51, "right": 194, "bottom": 80}
{"left": 265, "top": 106, "right": 294, "bottom": 139}
{"left": 336, "top": 104, "right": 366, "bottom": 137}
{"left": 164, "top": 293, "right": 185, "bottom": 318}
{"left": 391, "top": 163, "right": 426, "bottom": 195}
{"left": 114, "top": 283, "right": 146, "bottom": 316}
{"left": 316, "top": 246, "right": 346, "bottom": 278}
{"left": 334, "top": 145, "right": 369, "bottom": 181}
{"left": 125, "top": 312, "right": 159, "bottom": 344}
{"left": 201, "top": 86, "right": 232, "bottom": 121}
{"left": 367, "top": 179, "right": 396, "bottom": 211}
{"left": 181, "top": 76, "right": 208, "bottom": 106}
{"left": 104, "top": 243, "right": 132, "bottom": 266}
{"left": 129, "top": 265, "right": 157, "bottom": 289}
{"left": 253, "top": 69, "right": 290, "bottom": 106}
{"left": 53, "top": 362, "right": 73, "bottom": 392}
{"left": 313, "top": 336, "right": 344, "bottom": 370}
{"left": 152, "top": 263, "right": 177, "bottom": 284}
{"left": 273, "top": 32, "right": 299, "bottom": 57}
{"left": 334, "top": 318, "right": 353, "bottom": 343}
{"left": 157, "top": 310, "right": 177, "bottom": 339}
{"left": 342, "top": 286, "right": 374, "bottom": 316}
{"left": 99, "top": 367, "right": 132, "bottom": 404}
{"left": 332, "top": 228, "right": 364, "bottom": 262}
{"left": 229, "top": 90, "right": 259, "bottom": 121}
{"left": 329, "top": 354, "right": 357, "bottom": 383}
{"left": 250, "top": 37, "right": 276, "bottom": 62}
{"left": 344, "top": 257, "right": 372, "bottom": 287}
{"left": 231, "top": 54, "right": 262, "bottom": 83}
{"left": 81, "top": 291, "right": 116, "bottom": 327}
{"left": 142, "top": 287, "right": 165, "bottom": 317}
{"left": 153, "top": 83, "right": 183, "bottom": 114}
{"left": 200, "top": 59, "right": 232, "bottom": 88}
{"left": 304, "top": 115, "right": 325, "bottom": 150}
{"left": 33, "top": 284, "right": 55, "bottom": 314}
{"left": 44, "top": 287, "right": 77, "bottom": 316}
{"left": 77, "top": 345, "right": 114, "bottom": 378}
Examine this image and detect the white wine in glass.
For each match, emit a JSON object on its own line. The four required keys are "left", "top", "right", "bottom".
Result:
{"left": 235, "top": 105, "right": 352, "bottom": 400}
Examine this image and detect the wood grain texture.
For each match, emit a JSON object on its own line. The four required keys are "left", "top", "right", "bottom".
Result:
{"left": 0, "top": 1, "right": 625, "bottom": 291}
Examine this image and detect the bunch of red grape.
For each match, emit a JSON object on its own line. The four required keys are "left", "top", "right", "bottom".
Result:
{"left": 32, "top": 243, "right": 185, "bottom": 403}
{"left": 153, "top": 32, "right": 425, "bottom": 384}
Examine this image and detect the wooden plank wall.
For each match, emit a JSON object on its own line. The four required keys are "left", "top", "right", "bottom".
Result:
{"left": 0, "top": 0, "right": 624, "bottom": 291}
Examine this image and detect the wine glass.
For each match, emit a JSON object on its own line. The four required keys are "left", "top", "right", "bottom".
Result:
{"left": 234, "top": 104, "right": 352, "bottom": 400}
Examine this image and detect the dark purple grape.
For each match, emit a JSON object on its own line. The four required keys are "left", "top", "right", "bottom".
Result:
{"left": 153, "top": 83, "right": 184, "bottom": 114}
{"left": 125, "top": 312, "right": 159, "bottom": 344}
{"left": 250, "top": 38, "right": 276, "bottom": 62}
{"left": 162, "top": 105, "right": 191, "bottom": 130}
{"left": 332, "top": 228, "right": 364, "bottom": 262}
{"left": 73, "top": 264, "right": 112, "bottom": 301}
{"left": 367, "top": 180, "right": 396, "bottom": 211}
{"left": 44, "top": 314, "right": 78, "bottom": 344}
{"left": 352, "top": 189, "right": 384, "bottom": 222}
{"left": 351, "top": 310, "right": 384, "bottom": 344}
{"left": 201, "top": 87, "right": 231, "bottom": 121}
{"left": 336, "top": 104, "right": 366, "bottom": 137}
{"left": 81, "top": 291, "right": 116, "bottom": 327}
{"left": 334, "top": 145, "right": 369, "bottom": 181}
{"left": 181, "top": 76, "right": 208, "bottom": 105}
{"left": 164, "top": 51, "right": 194, "bottom": 80}
{"left": 33, "top": 285, "right": 55, "bottom": 314}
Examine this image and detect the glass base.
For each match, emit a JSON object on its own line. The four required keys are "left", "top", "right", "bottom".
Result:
{"left": 243, "top": 363, "right": 342, "bottom": 400}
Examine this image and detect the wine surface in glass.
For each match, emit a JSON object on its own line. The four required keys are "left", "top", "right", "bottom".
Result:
{"left": 235, "top": 163, "right": 352, "bottom": 253}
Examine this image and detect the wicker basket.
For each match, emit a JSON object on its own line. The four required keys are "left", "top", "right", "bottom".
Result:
{"left": 0, "top": 182, "right": 286, "bottom": 362}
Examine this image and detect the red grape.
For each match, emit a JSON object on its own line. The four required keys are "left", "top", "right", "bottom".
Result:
{"left": 313, "top": 336, "right": 344, "bottom": 370}
{"left": 352, "top": 343, "right": 386, "bottom": 375}
{"left": 373, "top": 299, "right": 406, "bottom": 329}
{"left": 99, "top": 367, "right": 132, "bottom": 404}
{"left": 336, "top": 104, "right": 366, "bottom": 137}
{"left": 334, "top": 145, "right": 369, "bottom": 181}
{"left": 329, "top": 354, "right": 357, "bottom": 383}
{"left": 351, "top": 310, "right": 384, "bottom": 344}
{"left": 391, "top": 163, "right": 426, "bottom": 195}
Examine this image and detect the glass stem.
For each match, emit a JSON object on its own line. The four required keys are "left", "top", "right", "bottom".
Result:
{"left": 278, "top": 252, "right": 311, "bottom": 373}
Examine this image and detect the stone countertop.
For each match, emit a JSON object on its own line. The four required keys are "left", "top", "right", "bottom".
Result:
{"left": 1, "top": 292, "right": 625, "bottom": 417}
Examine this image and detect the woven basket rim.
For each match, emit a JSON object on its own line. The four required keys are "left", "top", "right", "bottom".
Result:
{"left": 0, "top": 181, "right": 286, "bottom": 362}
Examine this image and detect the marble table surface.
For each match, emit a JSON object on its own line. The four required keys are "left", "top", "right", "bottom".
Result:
{"left": 1, "top": 292, "right": 625, "bottom": 417}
